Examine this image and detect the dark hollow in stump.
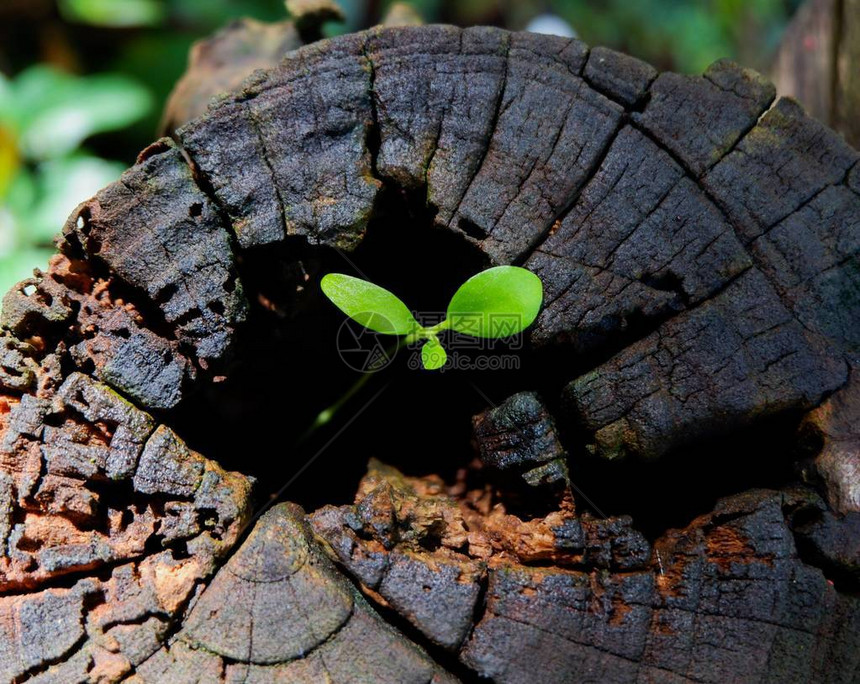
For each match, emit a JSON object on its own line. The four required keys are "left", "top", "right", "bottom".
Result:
{"left": 0, "top": 24, "right": 858, "bottom": 684}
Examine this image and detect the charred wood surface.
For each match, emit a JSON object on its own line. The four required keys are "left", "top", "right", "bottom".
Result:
{"left": 0, "top": 24, "right": 857, "bottom": 683}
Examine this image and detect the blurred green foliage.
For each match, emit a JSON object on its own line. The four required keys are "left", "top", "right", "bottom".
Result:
{"left": 374, "top": 0, "right": 802, "bottom": 73}
{"left": 59, "top": 0, "right": 167, "bottom": 28}
{"left": 0, "top": 0, "right": 801, "bottom": 300}
{"left": 544, "top": 0, "right": 801, "bottom": 73}
{"left": 0, "top": 65, "right": 151, "bottom": 296}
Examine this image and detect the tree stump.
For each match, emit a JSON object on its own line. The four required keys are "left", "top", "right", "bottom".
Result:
{"left": 771, "top": 0, "right": 860, "bottom": 149}
{"left": 0, "top": 24, "right": 858, "bottom": 683}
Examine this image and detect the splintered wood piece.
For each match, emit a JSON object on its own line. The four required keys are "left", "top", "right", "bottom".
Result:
{"left": 63, "top": 140, "right": 247, "bottom": 371}
{"left": 771, "top": 0, "right": 860, "bottom": 149}
{"left": 471, "top": 391, "right": 569, "bottom": 488}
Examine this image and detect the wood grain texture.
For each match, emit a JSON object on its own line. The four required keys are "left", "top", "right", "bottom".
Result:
{"left": 0, "top": 24, "right": 857, "bottom": 683}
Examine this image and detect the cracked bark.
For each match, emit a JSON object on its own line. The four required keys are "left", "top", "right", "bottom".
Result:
{"left": 0, "top": 23, "right": 857, "bottom": 684}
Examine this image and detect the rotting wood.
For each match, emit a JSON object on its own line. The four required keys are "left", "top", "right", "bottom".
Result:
{"left": 311, "top": 461, "right": 859, "bottom": 683}
{"left": 0, "top": 23, "right": 857, "bottom": 683}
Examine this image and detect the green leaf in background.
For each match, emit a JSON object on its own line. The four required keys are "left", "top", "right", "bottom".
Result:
{"left": 29, "top": 156, "right": 125, "bottom": 242}
{"left": 0, "top": 65, "right": 146, "bottom": 307}
{"left": 421, "top": 337, "right": 447, "bottom": 370}
{"left": 7, "top": 67, "right": 153, "bottom": 161}
{"left": 59, "top": 0, "right": 166, "bottom": 28}
{"left": 0, "top": 247, "right": 54, "bottom": 298}
{"left": 321, "top": 273, "right": 420, "bottom": 335}
{"left": 0, "top": 175, "right": 47, "bottom": 296}
{"left": 2, "top": 166, "right": 37, "bottom": 228}
{"left": 0, "top": 153, "right": 127, "bottom": 299}
{"left": 447, "top": 266, "right": 543, "bottom": 338}
{"left": 0, "top": 171, "right": 37, "bottom": 297}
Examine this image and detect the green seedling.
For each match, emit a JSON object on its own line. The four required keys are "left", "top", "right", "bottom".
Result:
{"left": 321, "top": 265, "right": 543, "bottom": 370}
